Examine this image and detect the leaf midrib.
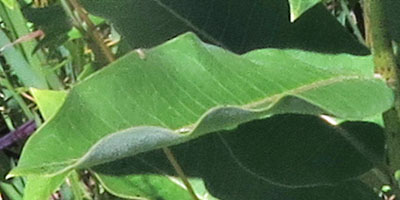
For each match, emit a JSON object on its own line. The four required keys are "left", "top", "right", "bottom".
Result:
{"left": 14, "top": 74, "right": 372, "bottom": 178}
{"left": 245, "top": 75, "right": 364, "bottom": 109}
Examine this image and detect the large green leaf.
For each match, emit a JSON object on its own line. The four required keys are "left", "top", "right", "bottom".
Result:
{"left": 11, "top": 33, "right": 392, "bottom": 177}
{"left": 30, "top": 90, "right": 215, "bottom": 200}
{"left": 93, "top": 114, "right": 384, "bottom": 199}
{"left": 80, "top": 0, "right": 368, "bottom": 55}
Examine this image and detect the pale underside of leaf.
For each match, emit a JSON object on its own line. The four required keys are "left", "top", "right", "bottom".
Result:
{"left": 91, "top": 115, "right": 384, "bottom": 199}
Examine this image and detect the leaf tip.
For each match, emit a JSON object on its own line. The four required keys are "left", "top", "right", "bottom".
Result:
{"left": 288, "top": 0, "right": 321, "bottom": 22}
{"left": 5, "top": 172, "right": 16, "bottom": 179}
{"left": 7, "top": 167, "right": 28, "bottom": 179}
{"left": 290, "top": 12, "right": 298, "bottom": 22}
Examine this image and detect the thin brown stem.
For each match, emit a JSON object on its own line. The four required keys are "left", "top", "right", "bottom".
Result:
{"left": 163, "top": 147, "right": 199, "bottom": 200}
{"left": 362, "top": 0, "right": 372, "bottom": 47}
{"left": 67, "top": 0, "right": 116, "bottom": 64}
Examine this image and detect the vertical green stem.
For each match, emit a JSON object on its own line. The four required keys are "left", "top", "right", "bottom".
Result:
{"left": 366, "top": 0, "right": 398, "bottom": 82}
{"left": 365, "top": 0, "right": 400, "bottom": 194}
{"left": 340, "top": 0, "right": 365, "bottom": 45}
{"left": 0, "top": 66, "right": 34, "bottom": 120}
{"left": 0, "top": 79, "right": 34, "bottom": 120}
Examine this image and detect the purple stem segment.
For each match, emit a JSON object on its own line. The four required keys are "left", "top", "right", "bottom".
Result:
{"left": 0, "top": 120, "right": 36, "bottom": 150}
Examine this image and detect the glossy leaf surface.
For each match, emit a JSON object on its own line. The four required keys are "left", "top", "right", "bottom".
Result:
{"left": 12, "top": 33, "right": 392, "bottom": 179}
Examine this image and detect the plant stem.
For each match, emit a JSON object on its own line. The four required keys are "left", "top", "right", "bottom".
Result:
{"left": 60, "top": 0, "right": 82, "bottom": 28}
{"left": 0, "top": 65, "right": 34, "bottom": 120}
{"left": 163, "top": 148, "right": 199, "bottom": 200}
{"left": 67, "top": 0, "right": 116, "bottom": 64}
{"left": 0, "top": 78, "right": 34, "bottom": 120}
{"left": 364, "top": 0, "right": 400, "bottom": 195}
{"left": 365, "top": 0, "right": 399, "bottom": 82}
{"left": 362, "top": 0, "right": 372, "bottom": 47}
{"left": 340, "top": 0, "right": 365, "bottom": 45}
{"left": 61, "top": 0, "right": 115, "bottom": 68}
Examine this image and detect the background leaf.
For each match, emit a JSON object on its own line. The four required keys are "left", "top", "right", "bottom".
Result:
{"left": 80, "top": 0, "right": 368, "bottom": 55}
{"left": 30, "top": 89, "right": 67, "bottom": 120}
{"left": 22, "top": 172, "right": 70, "bottom": 200}
{"left": 385, "top": 0, "right": 400, "bottom": 42}
{"left": 96, "top": 173, "right": 207, "bottom": 200}
{"left": 22, "top": 4, "right": 72, "bottom": 52}
{"left": 0, "top": 1, "right": 63, "bottom": 89}
{"left": 93, "top": 114, "right": 384, "bottom": 200}
{"left": 0, "top": 29, "right": 48, "bottom": 89}
{"left": 20, "top": 89, "right": 69, "bottom": 200}
{"left": 0, "top": 0, "right": 15, "bottom": 9}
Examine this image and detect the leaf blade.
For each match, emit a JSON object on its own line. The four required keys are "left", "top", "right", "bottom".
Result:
{"left": 11, "top": 32, "right": 393, "bottom": 177}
